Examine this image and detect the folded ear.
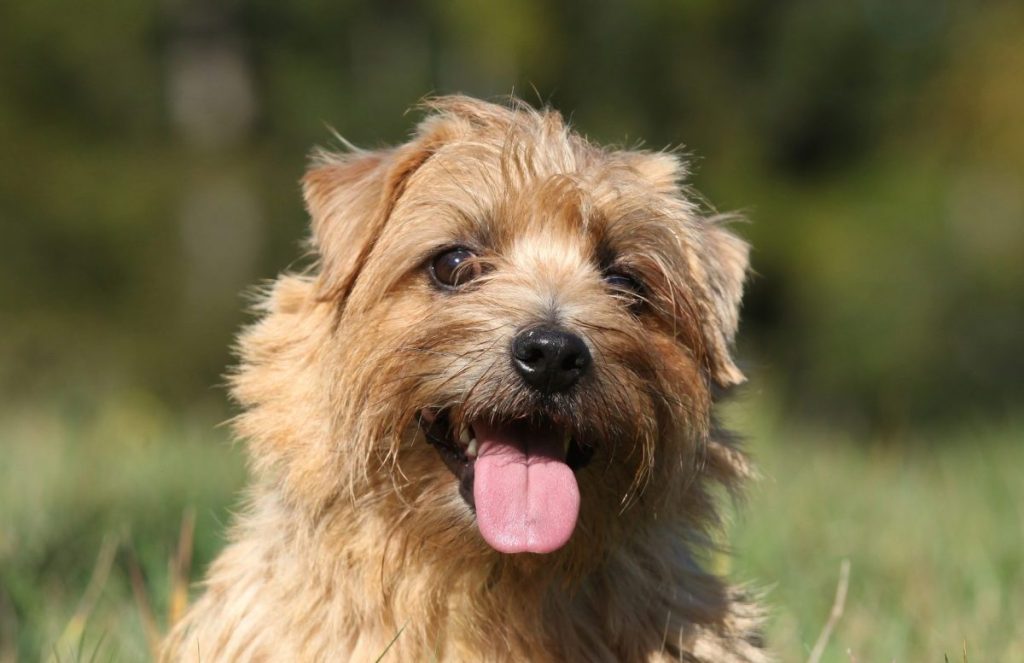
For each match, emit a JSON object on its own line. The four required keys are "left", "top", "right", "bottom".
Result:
{"left": 695, "top": 220, "right": 750, "bottom": 388}
{"left": 626, "top": 150, "right": 749, "bottom": 389}
{"left": 302, "top": 138, "right": 438, "bottom": 304}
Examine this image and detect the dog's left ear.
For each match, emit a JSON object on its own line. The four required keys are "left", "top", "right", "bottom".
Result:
{"left": 302, "top": 136, "right": 439, "bottom": 305}
{"left": 629, "top": 151, "right": 750, "bottom": 388}
{"left": 695, "top": 222, "right": 749, "bottom": 388}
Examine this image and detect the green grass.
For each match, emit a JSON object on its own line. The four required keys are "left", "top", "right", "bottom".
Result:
{"left": 0, "top": 395, "right": 245, "bottom": 661}
{"left": 1, "top": 395, "right": 1021, "bottom": 661}
{"left": 726, "top": 401, "right": 1024, "bottom": 661}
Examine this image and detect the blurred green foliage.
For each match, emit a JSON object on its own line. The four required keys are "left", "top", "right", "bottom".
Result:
{"left": 1, "top": 0, "right": 1022, "bottom": 428}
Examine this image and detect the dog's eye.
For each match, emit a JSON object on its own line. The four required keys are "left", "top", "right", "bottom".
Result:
{"left": 604, "top": 271, "right": 645, "bottom": 306}
{"left": 430, "top": 247, "right": 483, "bottom": 289}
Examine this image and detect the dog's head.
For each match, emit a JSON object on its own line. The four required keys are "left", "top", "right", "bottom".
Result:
{"left": 236, "top": 97, "right": 749, "bottom": 561}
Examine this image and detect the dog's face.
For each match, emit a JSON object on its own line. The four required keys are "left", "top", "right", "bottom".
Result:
{"left": 243, "top": 98, "right": 748, "bottom": 562}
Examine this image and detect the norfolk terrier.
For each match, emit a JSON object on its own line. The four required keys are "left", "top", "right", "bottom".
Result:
{"left": 162, "top": 96, "right": 766, "bottom": 662}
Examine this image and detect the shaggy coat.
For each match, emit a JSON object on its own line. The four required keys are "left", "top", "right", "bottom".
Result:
{"left": 162, "top": 96, "right": 766, "bottom": 662}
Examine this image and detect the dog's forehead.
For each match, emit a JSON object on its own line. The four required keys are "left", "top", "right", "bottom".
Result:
{"left": 394, "top": 139, "right": 686, "bottom": 263}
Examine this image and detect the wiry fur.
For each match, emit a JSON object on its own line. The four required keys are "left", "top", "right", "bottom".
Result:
{"left": 161, "top": 96, "right": 767, "bottom": 662}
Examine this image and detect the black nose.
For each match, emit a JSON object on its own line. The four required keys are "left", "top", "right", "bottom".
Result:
{"left": 511, "top": 327, "right": 591, "bottom": 394}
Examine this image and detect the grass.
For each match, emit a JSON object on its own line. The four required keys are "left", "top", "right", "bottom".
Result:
{"left": 1, "top": 394, "right": 1021, "bottom": 661}
{"left": 0, "top": 394, "right": 245, "bottom": 662}
{"left": 726, "top": 400, "right": 1024, "bottom": 661}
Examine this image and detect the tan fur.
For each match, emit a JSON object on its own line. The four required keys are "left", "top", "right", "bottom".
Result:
{"left": 161, "top": 96, "right": 767, "bottom": 662}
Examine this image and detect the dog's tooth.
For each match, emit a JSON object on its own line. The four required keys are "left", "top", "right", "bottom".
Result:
{"left": 459, "top": 427, "right": 471, "bottom": 446}
{"left": 466, "top": 438, "right": 478, "bottom": 458}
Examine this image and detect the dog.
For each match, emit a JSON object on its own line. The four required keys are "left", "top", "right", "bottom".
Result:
{"left": 161, "top": 96, "right": 766, "bottom": 662}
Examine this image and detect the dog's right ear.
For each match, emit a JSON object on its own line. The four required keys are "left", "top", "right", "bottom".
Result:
{"left": 302, "top": 137, "right": 439, "bottom": 305}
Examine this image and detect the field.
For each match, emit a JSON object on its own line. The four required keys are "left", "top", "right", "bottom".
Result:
{"left": 2, "top": 395, "right": 1021, "bottom": 662}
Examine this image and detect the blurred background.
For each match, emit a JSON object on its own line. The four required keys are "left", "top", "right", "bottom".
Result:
{"left": 2, "top": 0, "right": 1021, "bottom": 660}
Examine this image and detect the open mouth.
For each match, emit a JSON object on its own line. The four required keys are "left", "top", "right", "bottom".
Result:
{"left": 418, "top": 408, "right": 594, "bottom": 554}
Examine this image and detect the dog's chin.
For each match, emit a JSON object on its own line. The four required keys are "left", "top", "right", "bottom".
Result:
{"left": 418, "top": 408, "right": 595, "bottom": 555}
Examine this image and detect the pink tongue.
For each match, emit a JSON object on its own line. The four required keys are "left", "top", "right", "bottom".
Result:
{"left": 472, "top": 420, "right": 580, "bottom": 554}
